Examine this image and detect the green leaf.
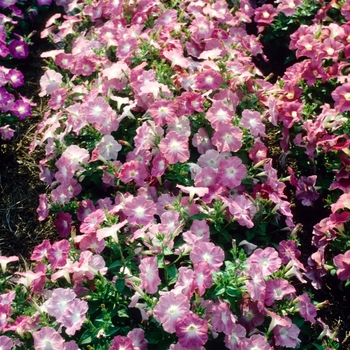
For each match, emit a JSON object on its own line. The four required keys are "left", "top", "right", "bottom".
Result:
{"left": 109, "top": 260, "right": 123, "bottom": 269}
{"left": 166, "top": 264, "right": 178, "bottom": 285}
{"left": 115, "top": 279, "right": 125, "bottom": 293}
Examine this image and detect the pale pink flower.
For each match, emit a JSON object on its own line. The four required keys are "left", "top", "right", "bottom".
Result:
{"left": 190, "top": 241, "right": 224, "bottom": 272}
{"left": 0, "top": 255, "right": 18, "bottom": 274}
{"left": 249, "top": 247, "right": 282, "bottom": 277}
{"left": 206, "top": 101, "right": 232, "bottom": 130}
{"left": 296, "top": 293, "right": 317, "bottom": 323}
{"left": 93, "top": 135, "right": 122, "bottom": 161}
{"left": 109, "top": 335, "right": 134, "bottom": 350}
{"left": 62, "top": 298, "right": 88, "bottom": 335}
{"left": 224, "top": 324, "right": 246, "bottom": 349}
{"left": 276, "top": 0, "right": 302, "bottom": 16}
{"left": 194, "top": 167, "right": 217, "bottom": 188}
{"left": 0, "top": 335, "right": 12, "bottom": 350}
{"left": 241, "top": 109, "right": 266, "bottom": 137}
{"left": 151, "top": 153, "right": 168, "bottom": 178}
{"left": 274, "top": 320, "right": 301, "bottom": 348}
{"left": 239, "top": 334, "right": 272, "bottom": 350}
{"left": 265, "top": 278, "right": 296, "bottom": 306}
{"left": 331, "top": 83, "right": 350, "bottom": 113}
{"left": 33, "top": 327, "right": 65, "bottom": 350}
{"left": 333, "top": 250, "right": 350, "bottom": 281}
{"left": 153, "top": 291, "right": 190, "bottom": 333}
{"left": 192, "top": 128, "right": 213, "bottom": 154}
{"left": 167, "top": 116, "right": 191, "bottom": 136}
{"left": 175, "top": 313, "right": 208, "bottom": 348}
{"left": 139, "top": 256, "right": 161, "bottom": 294}
{"left": 39, "top": 70, "right": 63, "bottom": 97}
{"left": 159, "top": 131, "right": 190, "bottom": 165}
{"left": 80, "top": 209, "right": 106, "bottom": 234}
{"left": 47, "top": 239, "right": 70, "bottom": 270}
{"left": 192, "top": 262, "right": 212, "bottom": 296}
{"left": 210, "top": 300, "right": 236, "bottom": 335}
{"left": 197, "top": 149, "right": 225, "bottom": 169}
{"left": 124, "top": 196, "right": 157, "bottom": 226}
{"left": 148, "top": 99, "right": 177, "bottom": 127}
{"left": 127, "top": 328, "right": 148, "bottom": 350}
{"left": 45, "top": 288, "right": 76, "bottom": 322}
{"left": 217, "top": 156, "right": 247, "bottom": 189}
{"left": 227, "top": 195, "right": 257, "bottom": 228}
{"left": 211, "top": 125, "right": 243, "bottom": 153}
{"left": 195, "top": 69, "right": 223, "bottom": 91}
{"left": 119, "top": 160, "right": 149, "bottom": 186}
{"left": 163, "top": 48, "right": 190, "bottom": 68}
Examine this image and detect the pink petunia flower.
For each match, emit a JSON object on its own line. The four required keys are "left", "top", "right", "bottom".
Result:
{"left": 332, "top": 83, "right": 350, "bottom": 113}
{"left": 62, "top": 298, "right": 89, "bottom": 335}
{"left": 175, "top": 313, "right": 208, "bottom": 348}
{"left": 190, "top": 241, "right": 224, "bottom": 272}
{"left": 206, "top": 101, "right": 233, "bottom": 131}
{"left": 225, "top": 324, "right": 246, "bottom": 349}
{"left": 139, "top": 256, "right": 161, "bottom": 294}
{"left": 45, "top": 288, "right": 76, "bottom": 323}
{"left": 124, "top": 196, "right": 157, "bottom": 226}
{"left": 127, "top": 328, "right": 148, "bottom": 350}
{"left": 211, "top": 125, "right": 243, "bottom": 153}
{"left": 265, "top": 278, "right": 296, "bottom": 306}
{"left": 241, "top": 109, "right": 267, "bottom": 137}
{"left": 119, "top": 160, "right": 149, "bottom": 186}
{"left": 333, "top": 250, "right": 350, "bottom": 281}
{"left": 217, "top": 156, "right": 247, "bottom": 189}
{"left": 248, "top": 247, "right": 282, "bottom": 277}
{"left": 210, "top": 300, "right": 236, "bottom": 335}
{"left": 153, "top": 291, "right": 190, "bottom": 333}
{"left": 195, "top": 69, "right": 223, "bottom": 91}
{"left": 274, "top": 320, "right": 301, "bottom": 348}
{"left": 296, "top": 293, "right": 317, "bottom": 323}
{"left": 148, "top": 99, "right": 177, "bottom": 127}
{"left": 39, "top": 69, "right": 63, "bottom": 97}
{"left": 0, "top": 255, "right": 18, "bottom": 274}
{"left": 0, "top": 335, "right": 12, "bottom": 350}
{"left": 30, "top": 239, "right": 51, "bottom": 262}
{"left": 80, "top": 209, "right": 106, "bottom": 234}
{"left": 192, "top": 262, "right": 212, "bottom": 296}
{"left": 33, "top": 326, "right": 65, "bottom": 350}
{"left": 159, "top": 131, "right": 190, "bottom": 165}
{"left": 54, "top": 212, "right": 72, "bottom": 237}
{"left": 239, "top": 334, "right": 272, "bottom": 350}
{"left": 109, "top": 335, "right": 134, "bottom": 350}
{"left": 47, "top": 239, "right": 71, "bottom": 270}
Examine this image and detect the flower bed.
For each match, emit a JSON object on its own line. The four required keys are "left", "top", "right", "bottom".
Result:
{"left": 1, "top": 0, "right": 350, "bottom": 349}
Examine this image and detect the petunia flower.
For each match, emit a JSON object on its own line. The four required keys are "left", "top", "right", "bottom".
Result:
{"left": 175, "top": 313, "right": 208, "bottom": 348}
{"left": 190, "top": 241, "right": 224, "bottom": 272}
{"left": 217, "top": 156, "right": 247, "bottom": 189}
{"left": 39, "top": 69, "right": 63, "bottom": 97}
{"left": 195, "top": 69, "right": 223, "bottom": 91}
{"left": 8, "top": 39, "right": 29, "bottom": 59}
{"left": 33, "top": 326, "right": 65, "bottom": 350}
{"left": 0, "top": 255, "right": 18, "bottom": 274}
{"left": 148, "top": 99, "right": 177, "bottom": 127}
{"left": 139, "top": 256, "right": 161, "bottom": 294}
{"left": 124, "top": 196, "right": 157, "bottom": 226}
{"left": 212, "top": 125, "right": 243, "bottom": 153}
{"left": 273, "top": 320, "right": 301, "bottom": 348}
{"left": 333, "top": 250, "right": 350, "bottom": 281}
{"left": 159, "top": 131, "right": 190, "bottom": 165}
{"left": 153, "top": 291, "right": 190, "bottom": 333}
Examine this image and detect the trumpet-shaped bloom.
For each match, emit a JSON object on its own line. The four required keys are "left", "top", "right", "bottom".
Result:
{"left": 212, "top": 125, "right": 243, "bottom": 153}
{"left": 333, "top": 250, "right": 350, "bottom": 281}
{"left": 190, "top": 241, "right": 224, "bottom": 272}
{"left": 175, "top": 313, "right": 208, "bottom": 348}
{"left": 139, "top": 256, "right": 161, "bottom": 294}
{"left": 33, "top": 326, "right": 65, "bottom": 350}
{"left": 124, "top": 196, "right": 157, "bottom": 226}
{"left": 217, "top": 156, "right": 247, "bottom": 189}
{"left": 153, "top": 291, "right": 190, "bottom": 333}
{"left": 39, "top": 69, "right": 63, "bottom": 97}
{"left": 159, "top": 131, "right": 190, "bottom": 165}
